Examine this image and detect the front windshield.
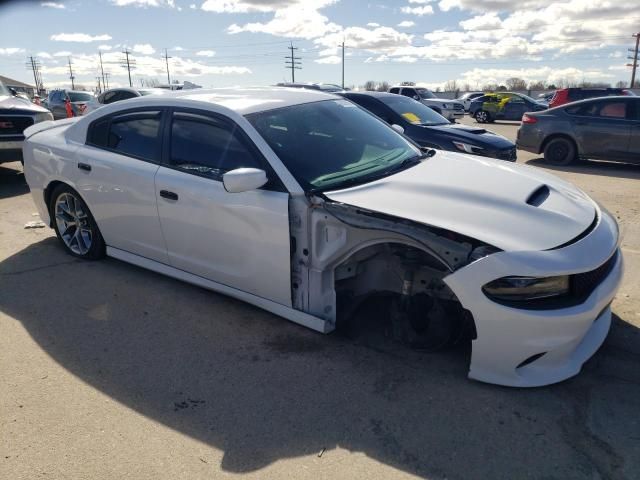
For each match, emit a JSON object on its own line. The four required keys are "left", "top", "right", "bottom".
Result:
{"left": 416, "top": 88, "right": 436, "bottom": 99}
{"left": 380, "top": 95, "right": 449, "bottom": 126}
{"left": 68, "top": 92, "right": 94, "bottom": 102}
{"left": 247, "top": 99, "right": 421, "bottom": 192}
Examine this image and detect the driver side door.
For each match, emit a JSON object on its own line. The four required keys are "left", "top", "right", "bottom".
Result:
{"left": 154, "top": 109, "right": 292, "bottom": 305}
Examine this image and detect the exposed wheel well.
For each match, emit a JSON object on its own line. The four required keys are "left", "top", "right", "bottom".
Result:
{"left": 43, "top": 181, "right": 67, "bottom": 226}
{"left": 540, "top": 134, "right": 578, "bottom": 156}
{"left": 334, "top": 242, "right": 475, "bottom": 349}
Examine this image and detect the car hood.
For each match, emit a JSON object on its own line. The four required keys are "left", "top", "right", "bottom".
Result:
{"left": 424, "top": 123, "right": 513, "bottom": 148}
{"left": 0, "top": 94, "right": 49, "bottom": 113}
{"left": 324, "top": 151, "right": 596, "bottom": 252}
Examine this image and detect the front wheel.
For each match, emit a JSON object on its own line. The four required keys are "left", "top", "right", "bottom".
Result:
{"left": 543, "top": 137, "right": 576, "bottom": 166}
{"left": 475, "top": 110, "right": 490, "bottom": 123}
{"left": 50, "top": 184, "right": 105, "bottom": 259}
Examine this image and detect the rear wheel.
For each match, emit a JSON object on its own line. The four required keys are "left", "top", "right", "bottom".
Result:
{"left": 50, "top": 184, "right": 105, "bottom": 259}
{"left": 543, "top": 137, "right": 576, "bottom": 166}
{"left": 475, "top": 110, "right": 490, "bottom": 123}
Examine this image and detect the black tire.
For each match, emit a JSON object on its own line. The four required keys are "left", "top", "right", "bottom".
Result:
{"left": 49, "top": 184, "right": 105, "bottom": 260}
{"left": 475, "top": 110, "right": 491, "bottom": 123}
{"left": 543, "top": 137, "right": 576, "bottom": 166}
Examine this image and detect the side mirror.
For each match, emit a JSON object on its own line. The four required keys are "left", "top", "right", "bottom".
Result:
{"left": 391, "top": 124, "right": 405, "bottom": 134}
{"left": 413, "top": 95, "right": 420, "bottom": 101}
{"left": 222, "top": 167, "right": 268, "bottom": 193}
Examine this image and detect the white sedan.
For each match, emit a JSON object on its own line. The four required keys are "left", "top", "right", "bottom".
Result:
{"left": 22, "top": 87, "right": 623, "bottom": 387}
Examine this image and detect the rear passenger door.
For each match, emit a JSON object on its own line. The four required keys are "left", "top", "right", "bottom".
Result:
{"left": 627, "top": 99, "right": 640, "bottom": 163}
{"left": 569, "top": 99, "right": 632, "bottom": 160}
{"left": 75, "top": 109, "right": 169, "bottom": 263}
{"left": 502, "top": 96, "right": 527, "bottom": 120}
{"left": 154, "top": 109, "right": 292, "bottom": 305}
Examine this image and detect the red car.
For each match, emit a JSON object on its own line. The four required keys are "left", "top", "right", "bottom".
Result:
{"left": 549, "top": 87, "right": 634, "bottom": 108}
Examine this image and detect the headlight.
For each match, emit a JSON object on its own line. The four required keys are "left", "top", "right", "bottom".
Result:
{"left": 442, "top": 103, "right": 450, "bottom": 109}
{"left": 483, "top": 276, "right": 569, "bottom": 302}
{"left": 34, "top": 112, "right": 53, "bottom": 123}
{"left": 452, "top": 141, "right": 483, "bottom": 154}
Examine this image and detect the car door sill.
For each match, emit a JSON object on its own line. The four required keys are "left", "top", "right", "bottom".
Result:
{"left": 106, "top": 246, "right": 334, "bottom": 334}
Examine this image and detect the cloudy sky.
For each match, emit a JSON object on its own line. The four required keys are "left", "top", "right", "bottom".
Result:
{"left": 0, "top": 0, "right": 637, "bottom": 91}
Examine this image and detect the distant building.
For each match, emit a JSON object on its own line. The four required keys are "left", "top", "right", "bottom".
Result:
{"left": 0, "top": 75, "right": 38, "bottom": 98}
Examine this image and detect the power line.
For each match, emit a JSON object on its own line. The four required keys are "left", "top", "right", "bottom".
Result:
{"left": 285, "top": 41, "right": 301, "bottom": 83}
{"left": 120, "top": 49, "right": 136, "bottom": 87}
{"left": 163, "top": 48, "right": 172, "bottom": 84}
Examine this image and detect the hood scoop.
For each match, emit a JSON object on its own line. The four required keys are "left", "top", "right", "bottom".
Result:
{"left": 526, "top": 185, "right": 550, "bottom": 207}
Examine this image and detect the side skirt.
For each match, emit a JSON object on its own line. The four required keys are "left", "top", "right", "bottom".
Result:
{"left": 106, "top": 247, "right": 334, "bottom": 334}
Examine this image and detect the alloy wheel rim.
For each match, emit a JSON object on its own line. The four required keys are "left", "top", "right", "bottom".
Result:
{"left": 552, "top": 143, "right": 568, "bottom": 162}
{"left": 477, "top": 111, "right": 487, "bottom": 122}
{"left": 54, "top": 193, "right": 92, "bottom": 255}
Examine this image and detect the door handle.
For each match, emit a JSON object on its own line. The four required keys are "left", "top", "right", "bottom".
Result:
{"left": 78, "top": 162, "right": 91, "bottom": 172}
{"left": 159, "top": 190, "right": 179, "bottom": 201}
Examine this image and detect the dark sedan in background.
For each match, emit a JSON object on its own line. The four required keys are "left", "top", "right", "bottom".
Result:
{"left": 517, "top": 96, "right": 640, "bottom": 165}
{"left": 342, "top": 91, "right": 517, "bottom": 161}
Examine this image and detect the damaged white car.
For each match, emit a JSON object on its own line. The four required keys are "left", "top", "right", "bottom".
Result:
{"left": 22, "top": 88, "right": 623, "bottom": 387}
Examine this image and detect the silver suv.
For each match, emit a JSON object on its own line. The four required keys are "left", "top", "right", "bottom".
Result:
{"left": 388, "top": 84, "right": 464, "bottom": 122}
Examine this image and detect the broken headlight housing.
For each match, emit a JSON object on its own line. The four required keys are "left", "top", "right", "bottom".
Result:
{"left": 482, "top": 276, "right": 569, "bottom": 302}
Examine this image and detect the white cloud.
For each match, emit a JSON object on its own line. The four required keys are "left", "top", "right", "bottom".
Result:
{"left": 173, "top": 46, "right": 185, "bottom": 51}
{"left": 458, "top": 66, "right": 614, "bottom": 87}
{"left": 98, "top": 45, "right": 113, "bottom": 51}
{"left": 41, "top": 2, "right": 65, "bottom": 8}
{"left": 459, "top": 13, "right": 502, "bottom": 30}
{"left": 0, "top": 47, "right": 25, "bottom": 55}
{"left": 110, "top": 0, "right": 176, "bottom": 6}
{"left": 201, "top": 0, "right": 336, "bottom": 13}
{"left": 133, "top": 43, "right": 156, "bottom": 55}
{"left": 196, "top": 50, "right": 216, "bottom": 57}
{"left": 53, "top": 51, "right": 72, "bottom": 57}
{"left": 401, "top": 5, "right": 433, "bottom": 15}
{"left": 51, "top": 32, "right": 113, "bottom": 42}
{"left": 367, "top": 22, "right": 380, "bottom": 27}
{"left": 315, "top": 55, "right": 341, "bottom": 64}
{"left": 189, "top": 3, "right": 196, "bottom": 7}
{"left": 228, "top": 2, "right": 340, "bottom": 39}
{"left": 36, "top": 51, "right": 53, "bottom": 59}
{"left": 397, "top": 20, "right": 415, "bottom": 27}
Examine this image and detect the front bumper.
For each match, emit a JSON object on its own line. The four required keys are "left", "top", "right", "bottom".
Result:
{"left": 442, "top": 108, "right": 465, "bottom": 121}
{"left": 0, "top": 138, "right": 24, "bottom": 163}
{"left": 444, "top": 208, "right": 623, "bottom": 387}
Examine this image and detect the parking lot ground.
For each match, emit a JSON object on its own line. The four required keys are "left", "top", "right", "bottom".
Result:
{"left": 1, "top": 119, "right": 640, "bottom": 480}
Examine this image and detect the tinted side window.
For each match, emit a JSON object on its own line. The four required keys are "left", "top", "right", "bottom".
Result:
{"left": 87, "top": 118, "right": 110, "bottom": 147}
{"left": 389, "top": 88, "right": 400, "bottom": 94}
{"left": 566, "top": 101, "right": 627, "bottom": 118}
{"left": 349, "top": 96, "right": 393, "bottom": 123}
{"left": 107, "top": 111, "right": 162, "bottom": 161}
{"left": 118, "top": 91, "right": 138, "bottom": 101}
{"left": 170, "top": 112, "right": 261, "bottom": 179}
{"left": 401, "top": 88, "right": 416, "bottom": 98}
{"left": 102, "top": 91, "right": 118, "bottom": 104}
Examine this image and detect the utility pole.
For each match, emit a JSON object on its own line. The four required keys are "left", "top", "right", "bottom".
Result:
{"left": 163, "top": 48, "right": 172, "bottom": 84}
{"left": 285, "top": 42, "right": 301, "bottom": 83}
{"left": 26, "top": 56, "right": 44, "bottom": 94}
{"left": 629, "top": 33, "right": 640, "bottom": 88}
{"left": 341, "top": 40, "right": 345, "bottom": 89}
{"left": 67, "top": 57, "right": 75, "bottom": 89}
{"left": 99, "top": 51, "right": 106, "bottom": 91}
{"left": 121, "top": 49, "right": 135, "bottom": 87}
{"left": 104, "top": 72, "right": 111, "bottom": 90}
{"left": 96, "top": 76, "right": 102, "bottom": 94}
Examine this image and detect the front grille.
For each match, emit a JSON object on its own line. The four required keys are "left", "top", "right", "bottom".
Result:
{"left": 496, "top": 148, "right": 517, "bottom": 161}
{"left": 453, "top": 103, "right": 464, "bottom": 111}
{"left": 0, "top": 115, "right": 34, "bottom": 136}
{"left": 571, "top": 251, "right": 618, "bottom": 302}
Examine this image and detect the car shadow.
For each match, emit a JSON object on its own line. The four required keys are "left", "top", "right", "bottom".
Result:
{"left": 526, "top": 157, "right": 640, "bottom": 181}
{"left": 1, "top": 239, "right": 639, "bottom": 479}
{"left": 0, "top": 163, "right": 29, "bottom": 199}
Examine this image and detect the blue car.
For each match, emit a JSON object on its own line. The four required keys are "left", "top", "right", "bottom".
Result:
{"left": 341, "top": 91, "right": 517, "bottom": 161}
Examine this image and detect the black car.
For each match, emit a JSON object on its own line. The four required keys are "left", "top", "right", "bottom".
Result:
{"left": 517, "top": 96, "right": 640, "bottom": 165}
{"left": 341, "top": 91, "right": 517, "bottom": 161}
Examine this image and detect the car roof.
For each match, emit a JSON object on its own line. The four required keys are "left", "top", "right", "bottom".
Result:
{"left": 343, "top": 91, "right": 397, "bottom": 99}
{"left": 104, "top": 86, "right": 338, "bottom": 115}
